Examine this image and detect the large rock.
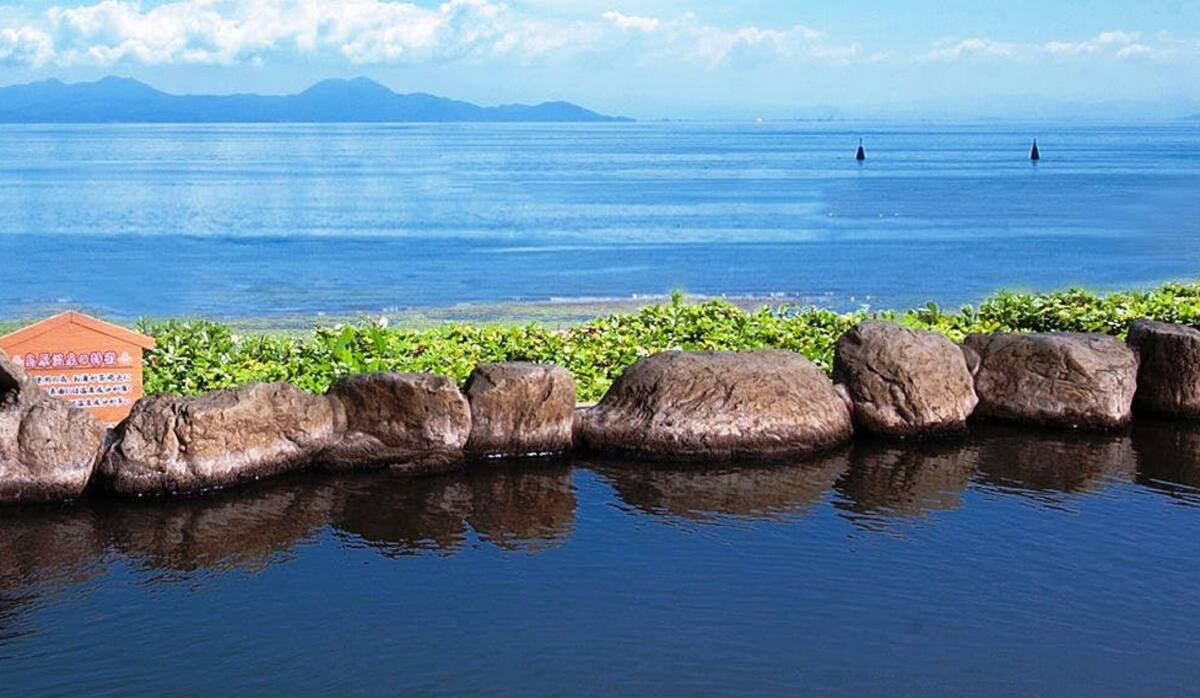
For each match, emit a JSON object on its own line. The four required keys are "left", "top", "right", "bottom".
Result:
{"left": 1126, "top": 319, "right": 1200, "bottom": 418}
{"left": 321, "top": 372, "right": 471, "bottom": 472}
{"left": 964, "top": 332, "right": 1138, "bottom": 428}
{"left": 0, "top": 348, "right": 39, "bottom": 398}
{"left": 97, "top": 382, "right": 339, "bottom": 495}
{"left": 576, "top": 350, "right": 853, "bottom": 459}
{"left": 0, "top": 350, "right": 106, "bottom": 504}
{"left": 464, "top": 362, "right": 575, "bottom": 458}
{"left": 833, "top": 321, "right": 978, "bottom": 436}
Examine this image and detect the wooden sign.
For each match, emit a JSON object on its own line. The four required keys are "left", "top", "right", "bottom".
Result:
{"left": 0, "top": 312, "right": 156, "bottom": 424}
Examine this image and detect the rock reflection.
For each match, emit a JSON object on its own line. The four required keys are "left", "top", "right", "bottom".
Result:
{"left": 0, "top": 460, "right": 579, "bottom": 597}
{"left": 100, "top": 475, "right": 338, "bottom": 574}
{"left": 464, "top": 461, "right": 575, "bottom": 551}
{"left": 332, "top": 472, "right": 474, "bottom": 555}
{"left": 972, "top": 424, "right": 1136, "bottom": 501}
{"left": 834, "top": 439, "right": 975, "bottom": 527}
{"left": 1131, "top": 419, "right": 1200, "bottom": 505}
{"left": 0, "top": 505, "right": 105, "bottom": 592}
{"left": 332, "top": 459, "right": 576, "bottom": 555}
{"left": 0, "top": 593, "right": 33, "bottom": 648}
{"left": 0, "top": 505, "right": 106, "bottom": 652}
{"left": 588, "top": 449, "right": 850, "bottom": 522}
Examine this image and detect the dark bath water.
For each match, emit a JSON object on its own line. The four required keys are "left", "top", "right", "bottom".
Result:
{"left": 2, "top": 421, "right": 1200, "bottom": 695}
{"left": 1, "top": 122, "right": 1198, "bottom": 320}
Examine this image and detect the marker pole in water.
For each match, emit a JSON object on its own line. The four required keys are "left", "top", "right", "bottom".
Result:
{"left": 856, "top": 138, "right": 866, "bottom": 161}
{"left": 1030, "top": 139, "right": 1040, "bottom": 162}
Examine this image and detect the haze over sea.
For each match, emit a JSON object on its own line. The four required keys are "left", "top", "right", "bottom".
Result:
{"left": 1, "top": 120, "right": 1197, "bottom": 321}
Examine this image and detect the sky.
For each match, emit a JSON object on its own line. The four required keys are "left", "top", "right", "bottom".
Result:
{"left": 0, "top": 0, "right": 1198, "bottom": 119}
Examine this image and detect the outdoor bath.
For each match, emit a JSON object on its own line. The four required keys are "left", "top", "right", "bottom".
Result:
{"left": 2, "top": 420, "right": 1198, "bottom": 693}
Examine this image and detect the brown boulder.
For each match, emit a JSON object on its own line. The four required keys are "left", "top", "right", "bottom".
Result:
{"left": 464, "top": 362, "right": 575, "bottom": 457}
{"left": 961, "top": 343, "right": 981, "bottom": 376}
{"left": 576, "top": 350, "right": 853, "bottom": 459}
{"left": 964, "top": 332, "right": 1138, "bottom": 428}
{"left": 0, "top": 351, "right": 106, "bottom": 504}
{"left": 0, "top": 349, "right": 39, "bottom": 399}
{"left": 97, "top": 382, "right": 339, "bottom": 495}
{"left": 1126, "top": 319, "right": 1200, "bottom": 418}
{"left": 833, "top": 321, "right": 978, "bottom": 436}
{"left": 321, "top": 372, "right": 470, "bottom": 472}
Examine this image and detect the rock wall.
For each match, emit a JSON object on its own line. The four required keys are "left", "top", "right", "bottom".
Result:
{"left": 4, "top": 319, "right": 1200, "bottom": 503}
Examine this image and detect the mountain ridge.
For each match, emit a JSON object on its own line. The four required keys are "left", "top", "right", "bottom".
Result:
{"left": 0, "top": 76, "right": 631, "bottom": 123}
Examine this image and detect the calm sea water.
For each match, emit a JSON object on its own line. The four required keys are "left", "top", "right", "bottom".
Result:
{"left": 2, "top": 420, "right": 1199, "bottom": 695}
{"left": 0, "top": 122, "right": 1197, "bottom": 320}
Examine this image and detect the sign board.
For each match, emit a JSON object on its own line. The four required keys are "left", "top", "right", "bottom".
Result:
{"left": 0, "top": 312, "right": 156, "bottom": 424}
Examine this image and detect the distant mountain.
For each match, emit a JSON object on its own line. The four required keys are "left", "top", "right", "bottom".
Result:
{"left": 0, "top": 76, "right": 631, "bottom": 123}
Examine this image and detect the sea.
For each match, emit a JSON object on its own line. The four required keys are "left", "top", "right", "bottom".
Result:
{"left": 0, "top": 121, "right": 1197, "bottom": 321}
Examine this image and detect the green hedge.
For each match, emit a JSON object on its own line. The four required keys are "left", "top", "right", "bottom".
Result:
{"left": 136, "top": 283, "right": 1200, "bottom": 403}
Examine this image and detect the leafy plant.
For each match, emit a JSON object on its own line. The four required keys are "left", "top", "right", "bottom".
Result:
{"left": 129, "top": 282, "right": 1200, "bottom": 403}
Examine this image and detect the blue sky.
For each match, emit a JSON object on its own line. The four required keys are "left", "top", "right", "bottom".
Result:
{"left": 0, "top": 0, "right": 1197, "bottom": 119}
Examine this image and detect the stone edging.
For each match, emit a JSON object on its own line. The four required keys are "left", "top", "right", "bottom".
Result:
{"left": 1, "top": 319, "right": 1195, "bottom": 504}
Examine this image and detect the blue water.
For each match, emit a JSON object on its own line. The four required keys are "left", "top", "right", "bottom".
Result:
{"left": 1, "top": 122, "right": 1197, "bottom": 319}
{"left": 2, "top": 421, "right": 1199, "bottom": 695}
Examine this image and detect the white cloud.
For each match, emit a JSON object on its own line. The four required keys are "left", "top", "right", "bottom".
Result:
{"left": 0, "top": 0, "right": 868, "bottom": 69}
{"left": 601, "top": 10, "right": 659, "bottom": 32}
{"left": 0, "top": 25, "right": 53, "bottom": 66}
{"left": 1044, "top": 30, "right": 1139, "bottom": 56}
{"left": 0, "top": 2, "right": 1194, "bottom": 73}
{"left": 925, "top": 37, "right": 1020, "bottom": 61}
{"left": 924, "top": 30, "right": 1191, "bottom": 63}
{"left": 600, "top": 9, "right": 862, "bottom": 67}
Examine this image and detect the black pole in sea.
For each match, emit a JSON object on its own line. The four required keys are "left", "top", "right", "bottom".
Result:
{"left": 856, "top": 138, "right": 866, "bottom": 161}
{"left": 1030, "top": 139, "right": 1040, "bottom": 161}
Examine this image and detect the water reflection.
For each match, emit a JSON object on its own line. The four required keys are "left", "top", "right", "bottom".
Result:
{"left": 0, "top": 594, "right": 33, "bottom": 649}
{"left": 834, "top": 439, "right": 975, "bottom": 528}
{"left": 100, "top": 477, "right": 338, "bottom": 574}
{"left": 587, "top": 449, "right": 850, "bottom": 522}
{"left": 0, "top": 461, "right": 579, "bottom": 600}
{"left": 971, "top": 425, "right": 1136, "bottom": 502}
{"left": 0, "top": 424, "right": 1195, "bottom": 594}
{"left": 333, "top": 459, "right": 576, "bottom": 555}
{"left": 463, "top": 462, "right": 575, "bottom": 551}
{"left": 0, "top": 506, "right": 108, "bottom": 650}
{"left": 1131, "top": 419, "right": 1200, "bottom": 506}
{"left": 0, "top": 507, "right": 104, "bottom": 588}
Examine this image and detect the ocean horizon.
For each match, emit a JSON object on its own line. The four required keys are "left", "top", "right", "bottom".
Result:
{"left": 2, "top": 120, "right": 1197, "bottom": 322}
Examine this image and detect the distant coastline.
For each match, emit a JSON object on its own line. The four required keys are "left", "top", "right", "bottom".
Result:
{"left": 0, "top": 76, "right": 631, "bottom": 124}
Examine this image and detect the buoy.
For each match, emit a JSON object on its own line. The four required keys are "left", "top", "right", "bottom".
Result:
{"left": 1030, "top": 139, "right": 1040, "bottom": 161}
{"left": 855, "top": 138, "right": 866, "bottom": 161}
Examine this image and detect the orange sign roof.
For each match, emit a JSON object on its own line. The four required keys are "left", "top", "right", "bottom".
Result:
{"left": 0, "top": 311, "right": 156, "bottom": 350}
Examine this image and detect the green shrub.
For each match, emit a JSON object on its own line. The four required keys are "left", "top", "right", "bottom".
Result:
{"left": 132, "top": 282, "right": 1200, "bottom": 403}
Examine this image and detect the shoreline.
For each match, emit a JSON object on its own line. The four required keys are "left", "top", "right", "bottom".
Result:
{"left": 1, "top": 292, "right": 836, "bottom": 336}
{"left": 5, "top": 277, "right": 1182, "bottom": 336}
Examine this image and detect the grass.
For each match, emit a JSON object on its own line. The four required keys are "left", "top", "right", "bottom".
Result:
{"left": 123, "top": 283, "right": 1200, "bottom": 403}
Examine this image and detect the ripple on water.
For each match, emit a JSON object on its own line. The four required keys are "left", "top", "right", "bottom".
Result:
{"left": 1, "top": 425, "right": 1200, "bottom": 693}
